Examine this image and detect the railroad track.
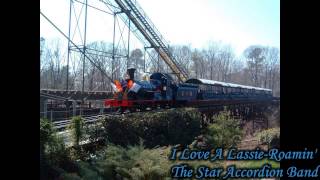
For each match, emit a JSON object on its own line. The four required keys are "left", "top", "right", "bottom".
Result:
{"left": 52, "top": 107, "right": 169, "bottom": 130}
{"left": 53, "top": 114, "right": 110, "bottom": 130}
{"left": 52, "top": 98, "right": 278, "bottom": 130}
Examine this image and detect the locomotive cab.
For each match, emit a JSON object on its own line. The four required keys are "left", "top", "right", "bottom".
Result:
{"left": 150, "top": 73, "right": 175, "bottom": 100}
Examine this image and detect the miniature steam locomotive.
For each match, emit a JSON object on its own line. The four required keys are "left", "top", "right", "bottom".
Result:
{"left": 105, "top": 68, "right": 273, "bottom": 110}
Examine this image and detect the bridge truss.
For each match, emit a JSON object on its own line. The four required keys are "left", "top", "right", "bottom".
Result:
{"left": 41, "top": 0, "right": 189, "bottom": 97}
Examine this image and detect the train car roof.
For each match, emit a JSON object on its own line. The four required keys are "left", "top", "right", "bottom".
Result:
{"left": 185, "top": 78, "right": 272, "bottom": 91}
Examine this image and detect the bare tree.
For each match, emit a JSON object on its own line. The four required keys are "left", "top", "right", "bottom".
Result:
{"left": 170, "top": 45, "right": 192, "bottom": 76}
{"left": 243, "top": 45, "right": 266, "bottom": 86}
{"left": 217, "top": 45, "right": 235, "bottom": 81}
{"left": 191, "top": 49, "right": 206, "bottom": 78}
{"left": 204, "top": 42, "right": 220, "bottom": 80}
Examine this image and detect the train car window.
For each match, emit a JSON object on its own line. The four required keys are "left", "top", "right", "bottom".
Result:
{"left": 203, "top": 86, "right": 207, "bottom": 91}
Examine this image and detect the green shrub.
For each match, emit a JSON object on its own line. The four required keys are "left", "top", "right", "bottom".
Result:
{"left": 69, "top": 116, "right": 85, "bottom": 147}
{"left": 40, "top": 118, "right": 57, "bottom": 154}
{"left": 77, "top": 161, "right": 103, "bottom": 179}
{"left": 235, "top": 158, "right": 280, "bottom": 169}
{"left": 103, "top": 108, "right": 201, "bottom": 148}
{"left": 59, "top": 173, "right": 82, "bottom": 180}
{"left": 93, "top": 143, "right": 172, "bottom": 179}
{"left": 255, "top": 127, "right": 280, "bottom": 148}
{"left": 40, "top": 118, "right": 77, "bottom": 179}
{"left": 84, "top": 117, "right": 105, "bottom": 144}
{"left": 40, "top": 118, "right": 68, "bottom": 165}
{"left": 205, "top": 110, "right": 243, "bottom": 148}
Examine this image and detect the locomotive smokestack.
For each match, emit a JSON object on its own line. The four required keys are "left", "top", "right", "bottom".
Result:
{"left": 127, "top": 68, "right": 136, "bottom": 80}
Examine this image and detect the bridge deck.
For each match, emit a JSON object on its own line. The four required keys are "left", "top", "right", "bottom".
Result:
{"left": 40, "top": 89, "right": 113, "bottom": 100}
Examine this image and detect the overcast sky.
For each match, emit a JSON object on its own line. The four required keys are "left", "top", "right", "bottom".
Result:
{"left": 40, "top": 0, "right": 280, "bottom": 56}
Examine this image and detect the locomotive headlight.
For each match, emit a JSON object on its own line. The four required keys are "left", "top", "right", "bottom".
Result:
{"left": 163, "top": 86, "right": 166, "bottom": 91}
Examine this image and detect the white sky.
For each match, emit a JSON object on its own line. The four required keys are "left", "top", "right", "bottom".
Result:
{"left": 40, "top": 0, "right": 280, "bottom": 56}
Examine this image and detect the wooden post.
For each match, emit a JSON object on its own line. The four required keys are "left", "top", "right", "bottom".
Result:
{"left": 100, "top": 103, "right": 104, "bottom": 115}
{"left": 50, "top": 109, "right": 53, "bottom": 122}
{"left": 43, "top": 98, "right": 47, "bottom": 119}
{"left": 73, "top": 101, "right": 76, "bottom": 116}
